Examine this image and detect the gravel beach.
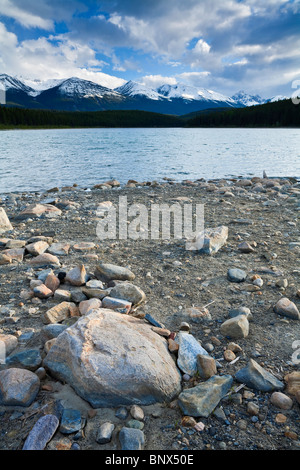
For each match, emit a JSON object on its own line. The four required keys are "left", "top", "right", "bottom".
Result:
{"left": 0, "top": 175, "right": 299, "bottom": 451}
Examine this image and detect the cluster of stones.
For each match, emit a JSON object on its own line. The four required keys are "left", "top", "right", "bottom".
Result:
{"left": 0, "top": 176, "right": 299, "bottom": 451}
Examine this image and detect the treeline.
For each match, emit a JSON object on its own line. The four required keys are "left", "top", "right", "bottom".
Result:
{"left": 186, "top": 99, "right": 300, "bottom": 127}
{"left": 0, "top": 98, "right": 299, "bottom": 129}
{"left": 0, "top": 107, "right": 184, "bottom": 129}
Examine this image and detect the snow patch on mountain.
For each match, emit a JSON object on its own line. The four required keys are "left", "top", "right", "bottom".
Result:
{"left": 157, "top": 83, "right": 236, "bottom": 105}
{"left": 231, "top": 90, "right": 266, "bottom": 107}
{"left": 0, "top": 74, "right": 34, "bottom": 94}
{"left": 115, "top": 80, "right": 166, "bottom": 101}
{"left": 56, "top": 77, "right": 121, "bottom": 98}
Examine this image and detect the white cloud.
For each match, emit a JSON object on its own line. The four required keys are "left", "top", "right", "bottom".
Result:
{"left": 0, "top": 22, "right": 125, "bottom": 88}
{"left": 0, "top": 0, "right": 53, "bottom": 29}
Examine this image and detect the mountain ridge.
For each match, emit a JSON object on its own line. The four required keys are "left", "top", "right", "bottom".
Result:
{"left": 0, "top": 73, "right": 275, "bottom": 114}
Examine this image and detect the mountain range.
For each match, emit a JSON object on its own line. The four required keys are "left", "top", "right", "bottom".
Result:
{"left": 0, "top": 73, "right": 287, "bottom": 115}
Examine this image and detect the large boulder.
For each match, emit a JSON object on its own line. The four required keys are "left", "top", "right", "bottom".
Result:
{"left": 43, "top": 309, "right": 182, "bottom": 408}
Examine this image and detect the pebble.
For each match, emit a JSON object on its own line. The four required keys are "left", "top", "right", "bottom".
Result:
{"left": 59, "top": 409, "right": 82, "bottom": 434}
{"left": 235, "top": 359, "right": 284, "bottom": 391}
{"left": 115, "top": 407, "right": 128, "bottom": 420}
{"left": 126, "top": 419, "right": 144, "bottom": 430}
{"left": 95, "top": 263, "right": 135, "bottom": 282}
{"left": 177, "top": 331, "right": 210, "bottom": 376}
{"left": 130, "top": 404, "right": 144, "bottom": 421}
{"left": 197, "top": 354, "right": 217, "bottom": 379}
{"left": 220, "top": 315, "right": 249, "bottom": 339}
{"left": 22, "top": 414, "right": 59, "bottom": 450}
{"left": 96, "top": 422, "right": 115, "bottom": 444}
{"left": 227, "top": 268, "right": 247, "bottom": 283}
{"left": 119, "top": 427, "right": 145, "bottom": 450}
{"left": 33, "top": 284, "right": 53, "bottom": 299}
{"left": 65, "top": 265, "right": 88, "bottom": 287}
{"left": 270, "top": 391, "right": 293, "bottom": 410}
{"left": 0, "top": 368, "right": 40, "bottom": 406}
{"left": 247, "top": 402, "right": 259, "bottom": 416}
{"left": 224, "top": 349, "right": 236, "bottom": 362}
{"left": 26, "top": 241, "right": 49, "bottom": 256}
{"left": 273, "top": 298, "right": 300, "bottom": 320}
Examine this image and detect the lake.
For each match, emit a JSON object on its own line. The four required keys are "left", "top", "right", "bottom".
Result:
{"left": 0, "top": 127, "right": 299, "bottom": 194}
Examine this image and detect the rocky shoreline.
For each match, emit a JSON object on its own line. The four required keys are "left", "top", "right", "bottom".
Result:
{"left": 0, "top": 174, "right": 299, "bottom": 451}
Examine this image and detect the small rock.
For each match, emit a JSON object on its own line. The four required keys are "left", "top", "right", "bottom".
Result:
{"left": 96, "top": 422, "right": 115, "bottom": 444}
{"left": 119, "top": 427, "right": 145, "bottom": 450}
{"left": 0, "top": 253, "right": 12, "bottom": 265}
{"left": 0, "top": 208, "right": 13, "bottom": 233}
{"left": 247, "top": 402, "right": 259, "bottom": 416}
{"left": 29, "top": 253, "right": 60, "bottom": 267}
{"left": 79, "top": 298, "right": 102, "bottom": 315}
{"left": 270, "top": 392, "right": 293, "bottom": 410}
{"left": 284, "top": 371, "right": 300, "bottom": 396}
{"left": 186, "top": 225, "right": 228, "bottom": 254}
{"left": 273, "top": 298, "right": 300, "bottom": 320}
{"left": 275, "top": 279, "right": 288, "bottom": 289}
{"left": 26, "top": 241, "right": 49, "bottom": 256}
{"left": 33, "top": 284, "right": 53, "bottom": 299}
{"left": 43, "top": 302, "right": 79, "bottom": 324}
{"left": 65, "top": 265, "right": 87, "bottom": 287}
{"left": 0, "top": 334, "right": 18, "bottom": 356}
{"left": 73, "top": 242, "right": 95, "bottom": 252}
{"left": 53, "top": 289, "right": 72, "bottom": 302}
{"left": 45, "top": 273, "right": 60, "bottom": 293}
{"left": 0, "top": 368, "right": 40, "bottom": 406}
{"left": 178, "top": 375, "right": 233, "bottom": 417}
{"left": 101, "top": 297, "right": 131, "bottom": 314}
{"left": 228, "top": 306, "right": 252, "bottom": 321}
{"left": 177, "top": 331, "right": 209, "bottom": 376}
{"left": 235, "top": 359, "right": 284, "bottom": 391}
{"left": 95, "top": 263, "right": 135, "bottom": 282}
{"left": 16, "top": 203, "right": 62, "bottom": 220}
{"left": 130, "top": 405, "right": 144, "bottom": 421}
{"left": 22, "top": 415, "right": 59, "bottom": 450}
{"left": 197, "top": 354, "right": 217, "bottom": 379}
{"left": 109, "top": 283, "right": 146, "bottom": 306}
{"left": 227, "top": 268, "right": 247, "bottom": 283}
{"left": 59, "top": 409, "right": 82, "bottom": 434}
{"left": 126, "top": 419, "right": 144, "bottom": 430}
{"left": 224, "top": 350, "right": 236, "bottom": 362}
{"left": 275, "top": 413, "right": 287, "bottom": 424}
{"left": 47, "top": 242, "right": 70, "bottom": 256}
{"left": 115, "top": 407, "right": 128, "bottom": 420}
{"left": 238, "top": 241, "right": 255, "bottom": 253}
{"left": 6, "top": 349, "right": 42, "bottom": 371}
{"left": 220, "top": 315, "right": 249, "bottom": 339}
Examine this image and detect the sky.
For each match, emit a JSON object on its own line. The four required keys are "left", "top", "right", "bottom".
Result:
{"left": 0, "top": 0, "right": 300, "bottom": 98}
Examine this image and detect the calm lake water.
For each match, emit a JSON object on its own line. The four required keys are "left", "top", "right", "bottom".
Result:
{"left": 0, "top": 127, "right": 299, "bottom": 194}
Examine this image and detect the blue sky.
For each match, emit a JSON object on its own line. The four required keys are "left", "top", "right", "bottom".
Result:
{"left": 0, "top": 0, "right": 299, "bottom": 97}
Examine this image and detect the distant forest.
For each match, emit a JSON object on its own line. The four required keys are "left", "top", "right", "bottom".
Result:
{"left": 0, "top": 108, "right": 183, "bottom": 129}
{"left": 185, "top": 99, "right": 300, "bottom": 127}
{"left": 0, "top": 98, "right": 299, "bottom": 129}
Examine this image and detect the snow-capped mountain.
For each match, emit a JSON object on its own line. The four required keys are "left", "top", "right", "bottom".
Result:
{"left": 269, "top": 95, "right": 289, "bottom": 103}
{"left": 0, "top": 73, "right": 285, "bottom": 115}
{"left": 0, "top": 73, "right": 35, "bottom": 95}
{"left": 20, "top": 77, "right": 66, "bottom": 96}
{"left": 157, "top": 83, "right": 237, "bottom": 106}
{"left": 57, "top": 77, "right": 121, "bottom": 98}
{"left": 231, "top": 90, "right": 267, "bottom": 107}
{"left": 115, "top": 80, "right": 167, "bottom": 101}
